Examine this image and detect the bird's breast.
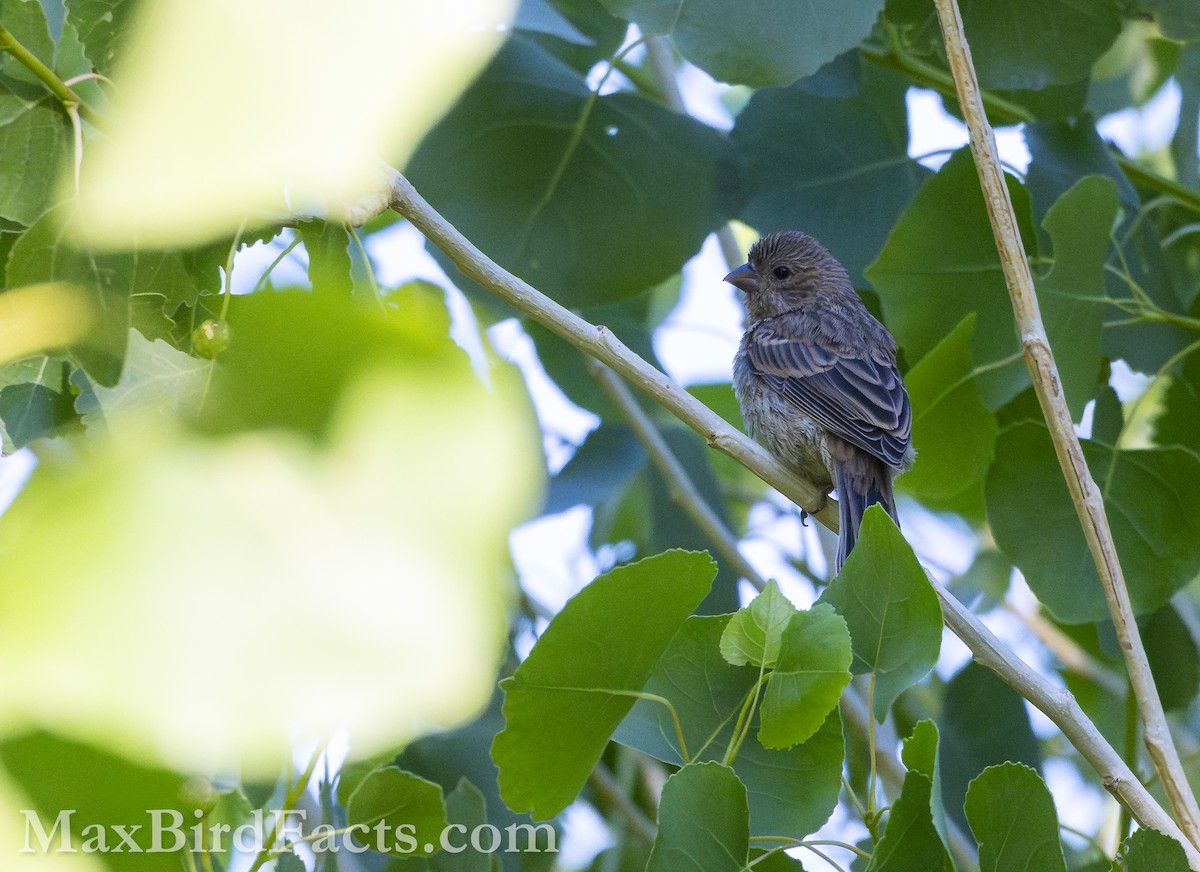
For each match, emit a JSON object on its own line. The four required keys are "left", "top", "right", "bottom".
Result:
{"left": 732, "top": 349, "right": 834, "bottom": 489}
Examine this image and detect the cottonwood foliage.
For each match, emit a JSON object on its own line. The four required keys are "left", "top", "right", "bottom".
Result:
{"left": 2, "top": 0, "right": 1200, "bottom": 870}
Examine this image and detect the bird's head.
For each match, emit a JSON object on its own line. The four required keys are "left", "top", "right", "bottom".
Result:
{"left": 724, "top": 230, "right": 853, "bottom": 321}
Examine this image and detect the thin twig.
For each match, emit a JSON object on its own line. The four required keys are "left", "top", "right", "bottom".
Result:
{"left": 589, "top": 761, "right": 657, "bottom": 843}
{"left": 386, "top": 171, "right": 837, "bottom": 529}
{"left": 588, "top": 360, "right": 766, "bottom": 591}
{"left": 382, "top": 169, "right": 1196, "bottom": 864}
{"left": 1002, "top": 600, "right": 1126, "bottom": 698}
{"left": 932, "top": 0, "right": 1200, "bottom": 852}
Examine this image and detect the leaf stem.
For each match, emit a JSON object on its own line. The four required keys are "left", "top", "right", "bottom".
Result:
{"left": 0, "top": 24, "right": 107, "bottom": 131}
{"left": 246, "top": 739, "right": 329, "bottom": 872}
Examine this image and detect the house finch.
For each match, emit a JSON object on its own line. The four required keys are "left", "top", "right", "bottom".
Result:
{"left": 725, "top": 230, "right": 914, "bottom": 572}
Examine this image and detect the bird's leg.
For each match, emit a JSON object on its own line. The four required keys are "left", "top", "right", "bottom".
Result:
{"left": 799, "top": 489, "right": 830, "bottom": 526}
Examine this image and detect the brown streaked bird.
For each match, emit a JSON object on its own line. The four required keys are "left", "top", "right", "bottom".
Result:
{"left": 725, "top": 230, "right": 914, "bottom": 572}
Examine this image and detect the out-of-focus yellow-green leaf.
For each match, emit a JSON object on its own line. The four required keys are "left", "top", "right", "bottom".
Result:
{"left": 0, "top": 770, "right": 106, "bottom": 871}
{"left": 72, "top": 0, "right": 517, "bottom": 248}
{"left": 0, "top": 338, "right": 540, "bottom": 775}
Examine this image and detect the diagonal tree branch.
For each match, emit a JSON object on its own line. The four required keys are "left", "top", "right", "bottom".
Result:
{"left": 385, "top": 167, "right": 1200, "bottom": 868}
{"left": 932, "top": 0, "right": 1200, "bottom": 849}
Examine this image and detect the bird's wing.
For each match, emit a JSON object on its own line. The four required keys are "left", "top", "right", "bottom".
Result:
{"left": 746, "top": 321, "right": 912, "bottom": 470}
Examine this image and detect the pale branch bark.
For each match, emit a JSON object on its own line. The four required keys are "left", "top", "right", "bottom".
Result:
{"left": 384, "top": 168, "right": 1199, "bottom": 864}
{"left": 386, "top": 170, "right": 839, "bottom": 529}
{"left": 932, "top": 0, "right": 1200, "bottom": 849}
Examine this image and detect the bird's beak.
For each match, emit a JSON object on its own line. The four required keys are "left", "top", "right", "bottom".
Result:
{"left": 724, "top": 262, "right": 759, "bottom": 294}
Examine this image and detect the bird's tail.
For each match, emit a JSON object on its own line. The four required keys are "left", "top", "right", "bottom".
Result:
{"left": 834, "top": 459, "right": 899, "bottom": 573}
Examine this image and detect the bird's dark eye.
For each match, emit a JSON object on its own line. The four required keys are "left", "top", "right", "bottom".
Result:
{"left": 773, "top": 266, "right": 791, "bottom": 280}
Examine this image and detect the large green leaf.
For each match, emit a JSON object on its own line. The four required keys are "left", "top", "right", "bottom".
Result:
{"left": 758, "top": 604, "right": 852, "bottom": 749}
{"left": 965, "top": 763, "right": 1066, "bottom": 872}
{"left": 0, "top": 0, "right": 72, "bottom": 226}
{"left": 940, "top": 663, "right": 1041, "bottom": 835}
{"left": 818, "top": 507, "right": 942, "bottom": 721}
{"left": 731, "top": 55, "right": 929, "bottom": 286}
{"left": 987, "top": 421, "right": 1200, "bottom": 623}
{"left": 866, "top": 148, "right": 1035, "bottom": 409}
{"left": 406, "top": 36, "right": 735, "bottom": 308}
{"left": 492, "top": 550, "right": 716, "bottom": 819}
{"left": 0, "top": 292, "right": 539, "bottom": 775}
{"left": 957, "top": 0, "right": 1121, "bottom": 91}
{"left": 900, "top": 720, "right": 952, "bottom": 858}
{"left": 1033, "top": 176, "right": 1118, "bottom": 418}
{"left": 1025, "top": 119, "right": 1189, "bottom": 373}
{"left": 900, "top": 314, "right": 997, "bottom": 514}
{"left": 346, "top": 766, "right": 448, "bottom": 858}
{"left": 646, "top": 763, "right": 749, "bottom": 872}
{"left": 0, "top": 731, "right": 189, "bottom": 872}
{"left": 614, "top": 616, "right": 844, "bottom": 840}
{"left": 6, "top": 206, "right": 211, "bottom": 384}
{"left": 1124, "top": 827, "right": 1191, "bottom": 871}
{"left": 599, "top": 0, "right": 885, "bottom": 87}
{"left": 867, "top": 770, "right": 949, "bottom": 871}
{"left": 64, "top": 0, "right": 136, "bottom": 75}
{"left": 1133, "top": 0, "right": 1200, "bottom": 42}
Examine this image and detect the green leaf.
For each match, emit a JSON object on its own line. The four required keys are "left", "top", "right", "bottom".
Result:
{"left": 6, "top": 206, "right": 210, "bottom": 385}
{"left": 346, "top": 767, "right": 448, "bottom": 858}
{"left": 645, "top": 763, "right": 748, "bottom": 872}
{"left": 430, "top": 779, "right": 500, "bottom": 872}
{"left": 758, "top": 604, "right": 852, "bottom": 749}
{"left": 0, "top": 0, "right": 55, "bottom": 87}
{"left": 965, "top": 763, "right": 1066, "bottom": 872}
{"left": 492, "top": 550, "right": 717, "bottom": 819}
{"left": 1132, "top": 0, "right": 1200, "bottom": 42}
{"left": 900, "top": 720, "right": 952, "bottom": 857}
{"left": 958, "top": 0, "right": 1121, "bottom": 90}
{"left": 0, "top": 731, "right": 188, "bottom": 872}
{"left": 731, "top": 55, "right": 930, "bottom": 285}
{"left": 1035, "top": 176, "right": 1118, "bottom": 418}
{"left": 601, "top": 0, "right": 885, "bottom": 87}
{"left": 544, "top": 424, "right": 645, "bottom": 515}
{"left": 817, "top": 507, "right": 943, "bottom": 720}
{"left": 900, "top": 313, "right": 997, "bottom": 513}
{"left": 64, "top": 0, "right": 136, "bottom": 75}
{"left": 298, "top": 219, "right": 354, "bottom": 299}
{"left": 276, "top": 853, "right": 306, "bottom": 872}
{"left": 406, "top": 36, "right": 735, "bottom": 308}
{"left": 0, "top": 292, "right": 540, "bottom": 775}
{"left": 614, "top": 616, "right": 844, "bottom": 840}
{"left": 867, "top": 148, "right": 1036, "bottom": 409}
{"left": 76, "top": 330, "right": 207, "bottom": 437}
{"left": 1142, "top": 605, "right": 1200, "bottom": 712}
{"left": 0, "top": 88, "right": 71, "bottom": 226}
{"left": 1123, "top": 827, "right": 1191, "bottom": 871}
{"left": 720, "top": 580, "right": 797, "bottom": 669}
{"left": 1025, "top": 119, "right": 1188, "bottom": 373}
{"left": 867, "top": 770, "right": 949, "bottom": 871}
{"left": 940, "top": 663, "right": 1042, "bottom": 835}
{"left": 0, "top": 376, "right": 76, "bottom": 449}
{"left": 986, "top": 421, "right": 1200, "bottom": 622}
